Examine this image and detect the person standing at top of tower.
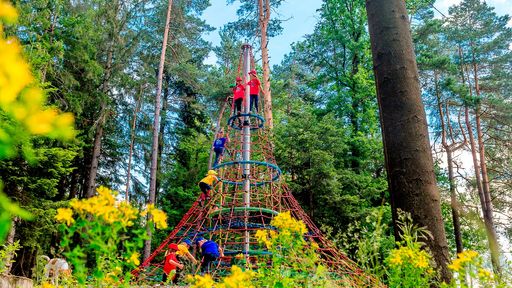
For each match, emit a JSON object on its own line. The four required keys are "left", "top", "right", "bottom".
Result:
{"left": 232, "top": 77, "right": 245, "bottom": 115}
{"left": 198, "top": 170, "right": 219, "bottom": 207}
{"left": 247, "top": 70, "right": 261, "bottom": 113}
{"left": 212, "top": 129, "right": 229, "bottom": 167}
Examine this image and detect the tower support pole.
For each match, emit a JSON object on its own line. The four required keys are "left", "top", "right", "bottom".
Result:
{"left": 241, "top": 44, "right": 252, "bottom": 254}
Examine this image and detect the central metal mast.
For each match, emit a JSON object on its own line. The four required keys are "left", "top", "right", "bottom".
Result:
{"left": 241, "top": 43, "right": 251, "bottom": 254}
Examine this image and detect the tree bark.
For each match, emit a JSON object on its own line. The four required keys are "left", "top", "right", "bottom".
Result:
{"left": 143, "top": 0, "right": 173, "bottom": 261}
{"left": 365, "top": 0, "right": 451, "bottom": 283}
{"left": 258, "top": 0, "right": 273, "bottom": 129}
{"left": 85, "top": 23, "right": 116, "bottom": 198}
{"left": 125, "top": 85, "right": 143, "bottom": 201}
{"left": 434, "top": 70, "right": 464, "bottom": 254}
{"left": 85, "top": 102, "right": 107, "bottom": 198}
{"left": 3, "top": 217, "right": 17, "bottom": 274}
{"left": 458, "top": 45, "right": 501, "bottom": 274}
{"left": 156, "top": 74, "right": 170, "bottom": 197}
{"left": 471, "top": 47, "right": 501, "bottom": 274}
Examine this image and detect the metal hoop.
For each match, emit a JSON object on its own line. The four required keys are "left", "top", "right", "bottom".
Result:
{"left": 214, "top": 160, "right": 281, "bottom": 186}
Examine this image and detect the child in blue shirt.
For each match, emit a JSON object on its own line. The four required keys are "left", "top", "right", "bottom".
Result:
{"left": 212, "top": 130, "right": 229, "bottom": 167}
{"left": 195, "top": 237, "right": 224, "bottom": 273}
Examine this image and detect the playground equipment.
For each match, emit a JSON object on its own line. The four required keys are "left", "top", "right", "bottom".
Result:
{"left": 133, "top": 44, "right": 379, "bottom": 286}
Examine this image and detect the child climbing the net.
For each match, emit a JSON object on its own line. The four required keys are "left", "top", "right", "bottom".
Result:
{"left": 162, "top": 244, "right": 184, "bottom": 284}
{"left": 197, "top": 170, "right": 219, "bottom": 207}
{"left": 212, "top": 129, "right": 229, "bottom": 167}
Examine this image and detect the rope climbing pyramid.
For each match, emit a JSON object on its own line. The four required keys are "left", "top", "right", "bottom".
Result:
{"left": 133, "top": 44, "right": 379, "bottom": 286}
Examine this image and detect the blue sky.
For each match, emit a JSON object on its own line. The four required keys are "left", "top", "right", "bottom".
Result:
{"left": 201, "top": 0, "right": 323, "bottom": 65}
{"left": 200, "top": 0, "right": 512, "bottom": 66}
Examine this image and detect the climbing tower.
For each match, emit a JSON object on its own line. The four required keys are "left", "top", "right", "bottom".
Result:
{"left": 134, "top": 44, "right": 378, "bottom": 286}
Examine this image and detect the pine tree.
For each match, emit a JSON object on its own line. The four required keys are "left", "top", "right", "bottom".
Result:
{"left": 366, "top": 0, "right": 451, "bottom": 282}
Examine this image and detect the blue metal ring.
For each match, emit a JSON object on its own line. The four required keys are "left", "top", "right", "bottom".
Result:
{"left": 213, "top": 160, "right": 281, "bottom": 186}
{"left": 227, "top": 113, "right": 265, "bottom": 130}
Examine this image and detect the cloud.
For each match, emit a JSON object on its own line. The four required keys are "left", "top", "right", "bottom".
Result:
{"left": 435, "top": 0, "right": 461, "bottom": 11}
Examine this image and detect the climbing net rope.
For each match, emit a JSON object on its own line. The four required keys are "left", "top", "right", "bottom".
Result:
{"left": 132, "top": 44, "right": 381, "bottom": 287}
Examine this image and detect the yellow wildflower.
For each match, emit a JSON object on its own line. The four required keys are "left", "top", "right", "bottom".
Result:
{"left": 217, "top": 265, "right": 255, "bottom": 288}
{"left": 25, "top": 108, "right": 58, "bottom": 135}
{"left": 0, "top": 38, "right": 33, "bottom": 105}
{"left": 0, "top": 1, "right": 18, "bottom": 23}
{"left": 255, "top": 229, "right": 268, "bottom": 243}
{"left": 150, "top": 208, "right": 168, "bottom": 229}
{"left": 127, "top": 252, "right": 140, "bottom": 266}
{"left": 188, "top": 273, "right": 215, "bottom": 288}
{"left": 458, "top": 250, "right": 478, "bottom": 262}
{"left": 41, "top": 283, "right": 55, "bottom": 288}
{"left": 141, "top": 203, "right": 155, "bottom": 217}
{"left": 388, "top": 250, "right": 403, "bottom": 266}
{"left": 414, "top": 252, "right": 429, "bottom": 268}
{"left": 118, "top": 202, "right": 138, "bottom": 227}
{"left": 478, "top": 268, "right": 492, "bottom": 280}
{"left": 141, "top": 203, "right": 167, "bottom": 229}
{"left": 55, "top": 208, "right": 74, "bottom": 226}
{"left": 97, "top": 186, "right": 116, "bottom": 205}
{"left": 448, "top": 259, "right": 462, "bottom": 272}
{"left": 270, "top": 211, "right": 308, "bottom": 235}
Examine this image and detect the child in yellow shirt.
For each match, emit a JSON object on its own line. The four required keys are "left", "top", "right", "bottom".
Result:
{"left": 198, "top": 170, "right": 219, "bottom": 206}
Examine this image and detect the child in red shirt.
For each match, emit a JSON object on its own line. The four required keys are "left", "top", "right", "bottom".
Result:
{"left": 247, "top": 70, "right": 261, "bottom": 113}
{"left": 232, "top": 77, "right": 245, "bottom": 115}
{"left": 162, "top": 243, "right": 184, "bottom": 284}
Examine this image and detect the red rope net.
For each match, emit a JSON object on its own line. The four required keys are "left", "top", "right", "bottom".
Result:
{"left": 132, "top": 47, "right": 382, "bottom": 287}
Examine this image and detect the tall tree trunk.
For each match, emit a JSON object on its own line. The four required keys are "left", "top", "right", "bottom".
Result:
{"left": 365, "top": 0, "right": 451, "bottom": 283}
{"left": 85, "top": 34, "right": 115, "bottom": 198}
{"left": 258, "top": 0, "right": 273, "bottom": 129}
{"left": 459, "top": 45, "right": 501, "bottom": 274}
{"left": 143, "top": 0, "right": 173, "bottom": 261}
{"left": 350, "top": 49, "right": 361, "bottom": 172}
{"left": 434, "top": 70, "right": 464, "bottom": 253}
{"left": 85, "top": 0, "right": 121, "bottom": 198}
{"left": 125, "top": 85, "right": 143, "bottom": 201}
{"left": 471, "top": 48, "right": 501, "bottom": 274}
{"left": 85, "top": 102, "right": 107, "bottom": 198}
{"left": 156, "top": 74, "right": 170, "bottom": 197}
{"left": 68, "top": 167, "right": 79, "bottom": 200}
{"left": 3, "top": 217, "right": 17, "bottom": 274}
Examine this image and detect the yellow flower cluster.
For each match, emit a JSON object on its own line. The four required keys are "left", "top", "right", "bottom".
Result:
{"left": 477, "top": 268, "right": 492, "bottom": 280}
{"left": 141, "top": 203, "right": 168, "bottom": 229}
{"left": 270, "top": 211, "right": 307, "bottom": 235}
{"left": 188, "top": 266, "right": 255, "bottom": 288}
{"left": 255, "top": 212, "right": 309, "bottom": 249}
{"left": 0, "top": 1, "right": 18, "bottom": 23}
{"left": 217, "top": 265, "right": 255, "bottom": 288}
{"left": 255, "top": 229, "right": 272, "bottom": 249}
{"left": 55, "top": 186, "right": 167, "bottom": 230}
{"left": 187, "top": 273, "right": 215, "bottom": 288}
{"left": 55, "top": 208, "right": 74, "bottom": 226}
{"left": 447, "top": 250, "right": 478, "bottom": 272}
{"left": 104, "top": 266, "right": 123, "bottom": 284}
{"left": 388, "top": 246, "right": 431, "bottom": 270}
{"left": 0, "top": 0, "right": 75, "bottom": 141}
{"left": 41, "top": 282, "right": 55, "bottom": 288}
{"left": 67, "top": 186, "right": 138, "bottom": 226}
{"left": 127, "top": 252, "right": 140, "bottom": 266}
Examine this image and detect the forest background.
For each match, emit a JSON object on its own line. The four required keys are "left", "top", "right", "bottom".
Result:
{"left": 0, "top": 0, "right": 511, "bottom": 284}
